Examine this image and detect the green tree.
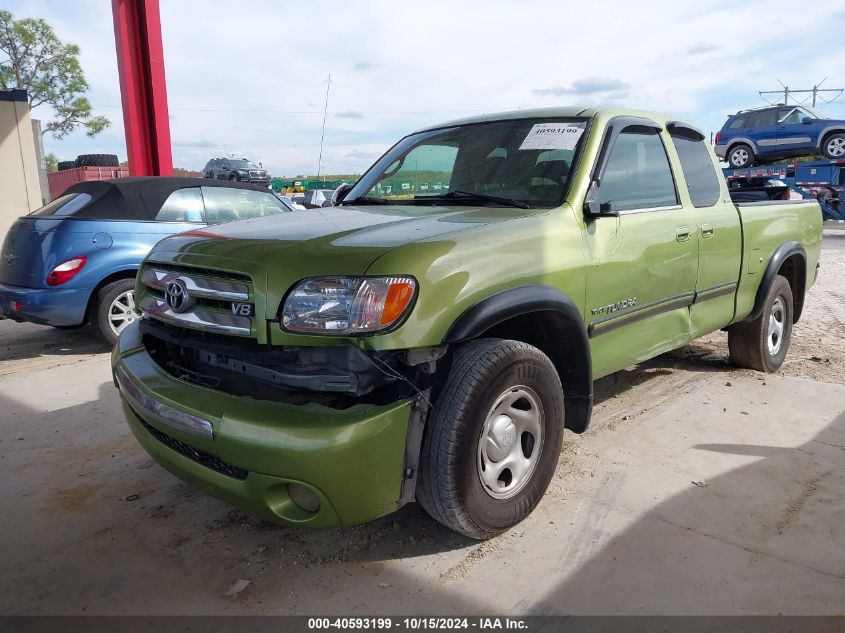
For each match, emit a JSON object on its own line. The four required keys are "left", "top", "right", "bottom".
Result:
{"left": 45, "top": 152, "right": 58, "bottom": 172}
{"left": 0, "top": 10, "right": 109, "bottom": 139}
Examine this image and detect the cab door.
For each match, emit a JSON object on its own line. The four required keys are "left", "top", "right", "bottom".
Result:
{"left": 776, "top": 107, "right": 819, "bottom": 154}
{"left": 667, "top": 124, "right": 742, "bottom": 338}
{"left": 584, "top": 118, "right": 699, "bottom": 379}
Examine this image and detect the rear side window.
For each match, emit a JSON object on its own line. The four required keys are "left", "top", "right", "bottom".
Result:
{"left": 156, "top": 188, "right": 205, "bottom": 222}
{"left": 201, "top": 187, "right": 290, "bottom": 223}
{"left": 670, "top": 135, "right": 722, "bottom": 208}
{"left": 728, "top": 115, "right": 747, "bottom": 129}
{"left": 599, "top": 128, "right": 678, "bottom": 212}
{"left": 30, "top": 193, "right": 93, "bottom": 216}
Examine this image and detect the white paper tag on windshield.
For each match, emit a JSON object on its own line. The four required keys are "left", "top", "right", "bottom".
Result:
{"left": 519, "top": 122, "right": 585, "bottom": 151}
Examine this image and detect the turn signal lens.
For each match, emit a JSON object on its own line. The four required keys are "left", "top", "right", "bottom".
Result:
{"left": 46, "top": 256, "right": 87, "bottom": 286}
{"left": 381, "top": 280, "right": 416, "bottom": 326}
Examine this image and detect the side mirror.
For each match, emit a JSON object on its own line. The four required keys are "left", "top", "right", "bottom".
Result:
{"left": 331, "top": 183, "right": 354, "bottom": 206}
{"left": 801, "top": 117, "right": 813, "bottom": 124}
{"left": 584, "top": 181, "right": 617, "bottom": 217}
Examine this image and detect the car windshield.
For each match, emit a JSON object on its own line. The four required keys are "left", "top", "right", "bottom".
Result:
{"left": 344, "top": 118, "right": 588, "bottom": 209}
{"left": 229, "top": 159, "right": 259, "bottom": 169}
{"left": 802, "top": 106, "right": 828, "bottom": 119}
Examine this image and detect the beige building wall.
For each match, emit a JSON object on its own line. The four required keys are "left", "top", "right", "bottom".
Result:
{"left": 0, "top": 90, "right": 42, "bottom": 239}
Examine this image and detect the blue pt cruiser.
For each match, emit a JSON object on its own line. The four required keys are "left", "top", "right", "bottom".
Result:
{"left": 0, "top": 177, "right": 295, "bottom": 344}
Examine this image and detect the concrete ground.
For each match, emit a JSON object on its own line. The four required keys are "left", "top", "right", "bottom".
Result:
{"left": 1, "top": 233, "right": 843, "bottom": 615}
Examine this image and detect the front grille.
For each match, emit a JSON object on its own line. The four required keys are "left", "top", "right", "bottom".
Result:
{"left": 138, "top": 417, "right": 248, "bottom": 480}
{"left": 139, "top": 264, "right": 255, "bottom": 337}
{"left": 146, "top": 262, "right": 251, "bottom": 283}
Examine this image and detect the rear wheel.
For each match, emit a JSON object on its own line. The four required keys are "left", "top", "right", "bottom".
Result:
{"left": 728, "top": 275, "right": 793, "bottom": 372}
{"left": 728, "top": 143, "right": 754, "bottom": 168}
{"left": 417, "top": 339, "right": 564, "bottom": 539}
{"left": 822, "top": 133, "right": 845, "bottom": 159}
{"left": 94, "top": 279, "right": 137, "bottom": 346}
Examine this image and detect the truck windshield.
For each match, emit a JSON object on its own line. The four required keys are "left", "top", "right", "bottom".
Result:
{"left": 343, "top": 118, "right": 588, "bottom": 209}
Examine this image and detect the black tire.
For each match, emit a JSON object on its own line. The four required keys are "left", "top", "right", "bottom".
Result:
{"left": 728, "top": 275, "right": 793, "bottom": 372}
{"left": 228, "top": 174, "right": 238, "bottom": 181}
{"left": 93, "top": 278, "right": 137, "bottom": 346}
{"left": 727, "top": 143, "right": 754, "bottom": 168}
{"left": 822, "top": 132, "right": 845, "bottom": 160}
{"left": 57, "top": 160, "right": 76, "bottom": 171}
{"left": 75, "top": 153, "right": 120, "bottom": 167}
{"left": 417, "top": 339, "right": 565, "bottom": 540}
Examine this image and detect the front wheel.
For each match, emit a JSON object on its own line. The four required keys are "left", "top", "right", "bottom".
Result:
{"left": 822, "top": 133, "right": 845, "bottom": 159}
{"left": 728, "top": 275, "right": 793, "bottom": 372}
{"left": 417, "top": 339, "right": 564, "bottom": 539}
{"left": 94, "top": 278, "right": 137, "bottom": 346}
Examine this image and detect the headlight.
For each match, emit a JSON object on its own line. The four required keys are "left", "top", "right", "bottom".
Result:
{"left": 281, "top": 276, "right": 416, "bottom": 334}
{"left": 237, "top": 169, "right": 249, "bottom": 175}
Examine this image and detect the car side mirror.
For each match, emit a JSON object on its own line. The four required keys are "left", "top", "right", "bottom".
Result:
{"left": 331, "top": 183, "right": 354, "bottom": 205}
{"left": 584, "top": 181, "right": 617, "bottom": 218}
{"left": 801, "top": 117, "right": 813, "bottom": 124}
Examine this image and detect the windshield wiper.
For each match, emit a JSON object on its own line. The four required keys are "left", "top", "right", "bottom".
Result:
{"left": 421, "top": 190, "right": 531, "bottom": 209}
{"left": 342, "top": 195, "right": 390, "bottom": 205}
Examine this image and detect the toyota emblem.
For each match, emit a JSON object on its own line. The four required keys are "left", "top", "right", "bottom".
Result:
{"left": 165, "top": 279, "right": 192, "bottom": 313}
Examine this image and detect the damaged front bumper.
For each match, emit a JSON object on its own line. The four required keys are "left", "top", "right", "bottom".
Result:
{"left": 112, "top": 319, "right": 425, "bottom": 527}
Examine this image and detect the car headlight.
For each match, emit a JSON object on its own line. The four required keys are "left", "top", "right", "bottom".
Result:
{"left": 237, "top": 169, "right": 249, "bottom": 175}
{"left": 281, "top": 276, "right": 416, "bottom": 334}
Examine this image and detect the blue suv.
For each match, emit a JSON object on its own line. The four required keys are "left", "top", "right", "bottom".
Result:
{"left": 715, "top": 105, "right": 845, "bottom": 168}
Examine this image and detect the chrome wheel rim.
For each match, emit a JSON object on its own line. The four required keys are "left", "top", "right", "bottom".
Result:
{"left": 767, "top": 296, "right": 786, "bottom": 356}
{"left": 109, "top": 290, "right": 136, "bottom": 336}
{"left": 477, "top": 385, "right": 544, "bottom": 500}
{"left": 731, "top": 148, "right": 749, "bottom": 167}
{"left": 827, "top": 137, "right": 845, "bottom": 157}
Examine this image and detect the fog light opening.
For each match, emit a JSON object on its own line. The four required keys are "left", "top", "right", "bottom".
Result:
{"left": 288, "top": 483, "right": 321, "bottom": 514}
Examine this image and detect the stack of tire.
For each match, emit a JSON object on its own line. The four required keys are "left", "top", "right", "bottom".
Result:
{"left": 56, "top": 154, "right": 120, "bottom": 170}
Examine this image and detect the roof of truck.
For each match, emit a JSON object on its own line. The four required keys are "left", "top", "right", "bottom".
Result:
{"left": 413, "top": 106, "right": 686, "bottom": 133}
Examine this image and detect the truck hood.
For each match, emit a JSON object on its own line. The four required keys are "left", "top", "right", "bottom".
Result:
{"left": 144, "top": 204, "right": 541, "bottom": 322}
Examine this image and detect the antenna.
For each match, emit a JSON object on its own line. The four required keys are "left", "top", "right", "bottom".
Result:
{"left": 317, "top": 74, "right": 331, "bottom": 181}
{"left": 759, "top": 78, "right": 843, "bottom": 107}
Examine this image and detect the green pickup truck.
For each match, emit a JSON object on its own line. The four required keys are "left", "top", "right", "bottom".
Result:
{"left": 112, "top": 107, "right": 823, "bottom": 539}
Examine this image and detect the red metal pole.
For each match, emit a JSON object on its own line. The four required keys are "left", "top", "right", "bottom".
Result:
{"left": 111, "top": 0, "right": 173, "bottom": 176}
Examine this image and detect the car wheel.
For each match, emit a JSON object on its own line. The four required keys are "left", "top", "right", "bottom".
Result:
{"left": 728, "top": 275, "right": 793, "bottom": 373}
{"left": 95, "top": 278, "right": 137, "bottom": 346}
{"left": 417, "top": 339, "right": 564, "bottom": 540}
{"left": 822, "top": 133, "right": 845, "bottom": 159}
{"left": 229, "top": 174, "right": 238, "bottom": 181}
{"left": 728, "top": 144, "right": 754, "bottom": 168}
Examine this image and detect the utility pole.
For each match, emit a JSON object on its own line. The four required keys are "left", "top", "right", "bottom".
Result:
{"left": 760, "top": 78, "right": 843, "bottom": 108}
{"left": 317, "top": 74, "right": 331, "bottom": 181}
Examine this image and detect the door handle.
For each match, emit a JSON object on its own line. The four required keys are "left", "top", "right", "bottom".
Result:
{"left": 676, "top": 226, "right": 691, "bottom": 242}
{"left": 701, "top": 224, "right": 715, "bottom": 238}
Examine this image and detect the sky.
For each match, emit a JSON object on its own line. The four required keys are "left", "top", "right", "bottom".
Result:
{"left": 4, "top": 0, "right": 845, "bottom": 177}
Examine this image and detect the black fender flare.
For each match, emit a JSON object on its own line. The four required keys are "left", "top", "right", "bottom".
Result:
{"left": 746, "top": 241, "right": 806, "bottom": 323}
{"left": 443, "top": 285, "right": 593, "bottom": 433}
